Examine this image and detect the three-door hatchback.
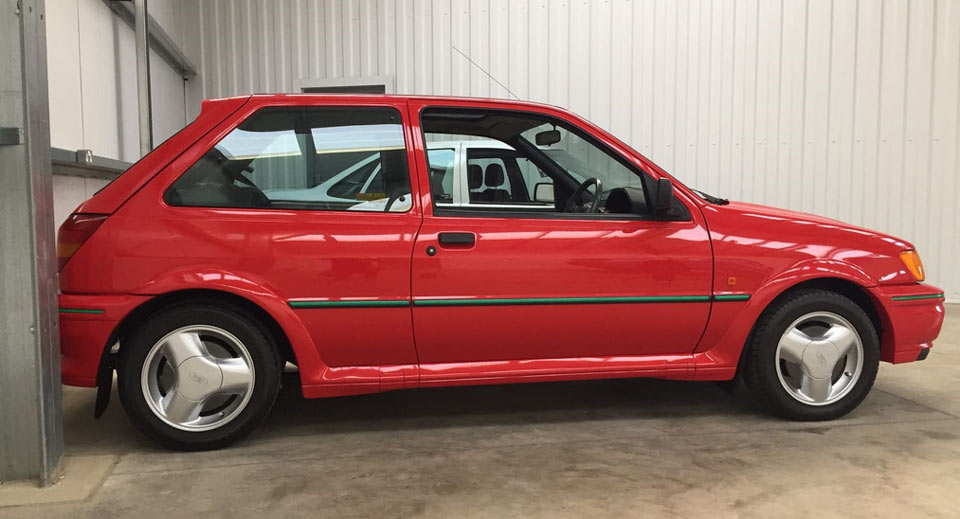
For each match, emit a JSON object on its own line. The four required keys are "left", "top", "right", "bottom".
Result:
{"left": 57, "top": 94, "right": 946, "bottom": 450}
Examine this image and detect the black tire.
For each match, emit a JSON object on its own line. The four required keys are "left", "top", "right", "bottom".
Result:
{"left": 117, "top": 302, "right": 282, "bottom": 450}
{"left": 743, "top": 289, "right": 879, "bottom": 421}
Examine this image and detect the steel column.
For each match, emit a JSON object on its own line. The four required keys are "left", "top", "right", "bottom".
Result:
{"left": 0, "top": 0, "right": 63, "bottom": 485}
{"left": 134, "top": 0, "right": 153, "bottom": 156}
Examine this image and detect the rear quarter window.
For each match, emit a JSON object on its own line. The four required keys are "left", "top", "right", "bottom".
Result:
{"left": 164, "top": 106, "right": 412, "bottom": 213}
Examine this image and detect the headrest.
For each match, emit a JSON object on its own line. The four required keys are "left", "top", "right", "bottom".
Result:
{"left": 468, "top": 164, "right": 483, "bottom": 189}
{"left": 484, "top": 163, "right": 504, "bottom": 187}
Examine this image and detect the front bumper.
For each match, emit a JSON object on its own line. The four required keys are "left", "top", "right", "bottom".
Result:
{"left": 868, "top": 283, "right": 946, "bottom": 364}
{"left": 59, "top": 293, "right": 149, "bottom": 386}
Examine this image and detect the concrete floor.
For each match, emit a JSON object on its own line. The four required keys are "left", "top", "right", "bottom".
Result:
{"left": 2, "top": 306, "right": 957, "bottom": 518}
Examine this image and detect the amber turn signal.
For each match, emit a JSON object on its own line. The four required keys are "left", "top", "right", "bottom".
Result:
{"left": 899, "top": 250, "right": 925, "bottom": 282}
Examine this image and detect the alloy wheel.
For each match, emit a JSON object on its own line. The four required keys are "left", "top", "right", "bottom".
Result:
{"left": 140, "top": 325, "right": 256, "bottom": 431}
{"left": 774, "top": 311, "right": 864, "bottom": 406}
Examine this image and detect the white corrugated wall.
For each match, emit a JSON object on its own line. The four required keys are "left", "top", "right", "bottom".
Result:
{"left": 46, "top": 0, "right": 189, "bottom": 227}
{"left": 180, "top": 0, "right": 960, "bottom": 300}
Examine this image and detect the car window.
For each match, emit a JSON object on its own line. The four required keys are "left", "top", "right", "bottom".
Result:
{"left": 427, "top": 148, "right": 455, "bottom": 204}
{"left": 421, "top": 108, "right": 651, "bottom": 217}
{"left": 464, "top": 150, "right": 539, "bottom": 205}
{"left": 165, "top": 107, "right": 412, "bottom": 212}
{"left": 514, "top": 156, "right": 550, "bottom": 199}
{"left": 326, "top": 155, "right": 382, "bottom": 199}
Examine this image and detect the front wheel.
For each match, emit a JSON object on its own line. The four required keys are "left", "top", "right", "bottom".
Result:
{"left": 117, "top": 303, "right": 282, "bottom": 450}
{"left": 743, "top": 289, "right": 880, "bottom": 420}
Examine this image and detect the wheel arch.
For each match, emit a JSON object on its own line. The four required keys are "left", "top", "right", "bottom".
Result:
{"left": 92, "top": 287, "right": 313, "bottom": 418}
{"left": 695, "top": 255, "right": 888, "bottom": 381}
{"left": 732, "top": 276, "right": 884, "bottom": 380}
{"left": 112, "top": 289, "right": 299, "bottom": 365}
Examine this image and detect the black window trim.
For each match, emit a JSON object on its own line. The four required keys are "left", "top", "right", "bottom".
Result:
{"left": 431, "top": 206, "right": 688, "bottom": 222}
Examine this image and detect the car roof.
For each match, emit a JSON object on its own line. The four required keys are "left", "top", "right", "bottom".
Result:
{"left": 243, "top": 93, "right": 565, "bottom": 112}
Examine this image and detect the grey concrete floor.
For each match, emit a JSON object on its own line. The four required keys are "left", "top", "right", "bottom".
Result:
{"left": 2, "top": 306, "right": 958, "bottom": 518}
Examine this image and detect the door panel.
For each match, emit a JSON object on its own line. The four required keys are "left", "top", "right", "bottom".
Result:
{"left": 411, "top": 216, "right": 713, "bottom": 363}
{"left": 407, "top": 100, "right": 714, "bottom": 365}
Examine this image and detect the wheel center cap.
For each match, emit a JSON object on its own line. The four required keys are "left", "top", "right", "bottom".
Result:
{"left": 176, "top": 356, "right": 223, "bottom": 400}
{"left": 802, "top": 342, "right": 840, "bottom": 379}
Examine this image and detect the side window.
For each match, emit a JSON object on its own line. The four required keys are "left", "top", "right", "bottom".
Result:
{"left": 326, "top": 154, "right": 381, "bottom": 199}
{"left": 421, "top": 107, "right": 654, "bottom": 218}
{"left": 165, "top": 107, "right": 412, "bottom": 212}
{"left": 465, "top": 154, "right": 512, "bottom": 203}
{"left": 426, "top": 148, "right": 455, "bottom": 204}
{"left": 514, "top": 156, "right": 549, "bottom": 199}
{"left": 463, "top": 151, "right": 538, "bottom": 205}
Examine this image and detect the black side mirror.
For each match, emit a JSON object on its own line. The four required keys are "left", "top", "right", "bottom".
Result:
{"left": 535, "top": 129, "right": 561, "bottom": 146}
{"left": 654, "top": 178, "right": 673, "bottom": 216}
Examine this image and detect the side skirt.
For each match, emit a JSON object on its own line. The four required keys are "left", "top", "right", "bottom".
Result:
{"left": 300, "top": 354, "right": 739, "bottom": 398}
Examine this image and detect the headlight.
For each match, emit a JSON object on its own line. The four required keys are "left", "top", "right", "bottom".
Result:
{"left": 899, "top": 250, "right": 925, "bottom": 282}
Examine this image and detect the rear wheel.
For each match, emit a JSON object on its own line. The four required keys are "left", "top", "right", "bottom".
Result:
{"left": 117, "top": 303, "right": 282, "bottom": 450}
{"left": 744, "top": 289, "right": 879, "bottom": 420}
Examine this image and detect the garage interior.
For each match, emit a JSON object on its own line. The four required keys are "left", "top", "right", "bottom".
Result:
{"left": 1, "top": 0, "right": 959, "bottom": 517}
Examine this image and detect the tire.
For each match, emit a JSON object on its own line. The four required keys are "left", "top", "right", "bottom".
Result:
{"left": 117, "top": 302, "right": 282, "bottom": 450}
{"left": 743, "top": 289, "right": 879, "bottom": 421}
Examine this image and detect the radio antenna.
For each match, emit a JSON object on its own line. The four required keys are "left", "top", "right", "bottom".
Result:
{"left": 451, "top": 45, "right": 520, "bottom": 100}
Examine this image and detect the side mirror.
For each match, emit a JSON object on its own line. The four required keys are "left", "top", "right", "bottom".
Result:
{"left": 654, "top": 178, "right": 673, "bottom": 216}
{"left": 535, "top": 130, "right": 561, "bottom": 146}
{"left": 534, "top": 182, "right": 555, "bottom": 203}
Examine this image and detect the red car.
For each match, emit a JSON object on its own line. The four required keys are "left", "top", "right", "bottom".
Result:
{"left": 57, "top": 94, "right": 945, "bottom": 450}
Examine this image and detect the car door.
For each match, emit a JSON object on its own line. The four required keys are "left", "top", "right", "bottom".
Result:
{"left": 408, "top": 100, "right": 713, "bottom": 371}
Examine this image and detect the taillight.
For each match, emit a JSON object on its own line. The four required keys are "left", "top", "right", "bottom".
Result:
{"left": 57, "top": 213, "right": 108, "bottom": 271}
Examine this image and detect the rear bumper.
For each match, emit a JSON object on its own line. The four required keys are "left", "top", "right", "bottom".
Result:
{"left": 868, "top": 284, "right": 946, "bottom": 364}
{"left": 59, "top": 293, "right": 149, "bottom": 386}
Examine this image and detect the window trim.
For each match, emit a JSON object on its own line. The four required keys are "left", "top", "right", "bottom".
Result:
{"left": 431, "top": 206, "right": 685, "bottom": 222}
{"left": 418, "top": 106, "right": 691, "bottom": 222}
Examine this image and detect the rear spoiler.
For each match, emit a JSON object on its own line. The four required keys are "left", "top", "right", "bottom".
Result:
{"left": 74, "top": 95, "right": 251, "bottom": 215}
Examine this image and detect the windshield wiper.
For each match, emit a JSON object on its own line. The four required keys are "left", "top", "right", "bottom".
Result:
{"left": 692, "top": 189, "right": 729, "bottom": 205}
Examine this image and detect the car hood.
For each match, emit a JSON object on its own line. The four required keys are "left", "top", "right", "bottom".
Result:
{"left": 718, "top": 200, "right": 909, "bottom": 246}
{"left": 698, "top": 198, "right": 918, "bottom": 286}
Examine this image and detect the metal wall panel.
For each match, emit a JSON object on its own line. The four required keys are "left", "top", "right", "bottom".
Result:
{"left": 182, "top": 0, "right": 960, "bottom": 300}
{"left": 46, "top": 0, "right": 188, "bottom": 164}
{"left": 44, "top": 0, "right": 190, "bottom": 230}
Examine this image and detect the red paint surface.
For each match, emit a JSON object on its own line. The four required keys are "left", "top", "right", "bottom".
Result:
{"left": 58, "top": 94, "right": 945, "bottom": 397}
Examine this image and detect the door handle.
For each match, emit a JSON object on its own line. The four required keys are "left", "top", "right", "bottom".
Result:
{"left": 437, "top": 232, "right": 476, "bottom": 246}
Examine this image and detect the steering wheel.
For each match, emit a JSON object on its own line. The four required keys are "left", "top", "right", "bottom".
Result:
{"left": 563, "top": 177, "right": 603, "bottom": 213}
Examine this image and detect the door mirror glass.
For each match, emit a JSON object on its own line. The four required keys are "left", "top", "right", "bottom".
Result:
{"left": 534, "top": 182, "right": 554, "bottom": 203}
{"left": 535, "top": 129, "right": 561, "bottom": 146}
{"left": 654, "top": 178, "right": 673, "bottom": 216}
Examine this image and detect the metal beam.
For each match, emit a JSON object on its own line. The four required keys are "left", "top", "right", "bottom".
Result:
{"left": 0, "top": 0, "right": 64, "bottom": 485}
{"left": 134, "top": 0, "right": 152, "bottom": 155}
{"left": 51, "top": 147, "right": 130, "bottom": 180}
{"left": 103, "top": 0, "right": 197, "bottom": 79}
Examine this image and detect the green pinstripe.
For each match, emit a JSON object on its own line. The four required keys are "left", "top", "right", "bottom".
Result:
{"left": 412, "top": 295, "right": 711, "bottom": 307}
{"left": 891, "top": 293, "right": 945, "bottom": 302}
{"left": 289, "top": 294, "right": 751, "bottom": 308}
{"left": 59, "top": 308, "right": 105, "bottom": 314}
{"left": 288, "top": 300, "right": 410, "bottom": 309}
{"left": 712, "top": 294, "right": 751, "bottom": 302}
